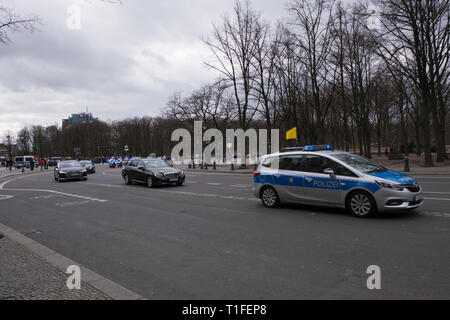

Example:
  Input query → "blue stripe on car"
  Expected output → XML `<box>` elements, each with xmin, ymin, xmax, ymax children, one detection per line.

<box><xmin>368</xmin><ymin>170</ymin><xmax>415</xmax><ymax>184</ymax></box>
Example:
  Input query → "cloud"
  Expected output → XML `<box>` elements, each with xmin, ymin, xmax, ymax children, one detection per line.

<box><xmin>0</xmin><ymin>0</ymin><xmax>288</xmax><ymax>137</ymax></box>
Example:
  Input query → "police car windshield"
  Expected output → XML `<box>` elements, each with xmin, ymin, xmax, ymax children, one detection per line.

<box><xmin>333</xmin><ymin>154</ymin><xmax>387</xmax><ymax>174</ymax></box>
<box><xmin>144</xmin><ymin>159</ymin><xmax>170</xmax><ymax>168</ymax></box>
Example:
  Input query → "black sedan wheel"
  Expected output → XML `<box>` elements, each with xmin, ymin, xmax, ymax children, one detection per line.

<box><xmin>147</xmin><ymin>176</ymin><xmax>154</xmax><ymax>188</ymax></box>
<box><xmin>124</xmin><ymin>174</ymin><xmax>131</xmax><ymax>185</ymax></box>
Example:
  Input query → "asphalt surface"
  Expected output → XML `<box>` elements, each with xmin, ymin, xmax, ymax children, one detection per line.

<box><xmin>0</xmin><ymin>166</ymin><xmax>449</xmax><ymax>299</ymax></box>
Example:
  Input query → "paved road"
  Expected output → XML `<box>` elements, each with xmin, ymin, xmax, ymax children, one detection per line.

<box><xmin>0</xmin><ymin>166</ymin><xmax>449</xmax><ymax>299</ymax></box>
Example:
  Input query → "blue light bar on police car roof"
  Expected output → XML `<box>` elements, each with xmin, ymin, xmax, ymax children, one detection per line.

<box><xmin>303</xmin><ymin>145</ymin><xmax>333</xmax><ymax>151</ymax></box>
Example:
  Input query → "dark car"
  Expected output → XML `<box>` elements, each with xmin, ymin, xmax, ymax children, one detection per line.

<box><xmin>54</xmin><ymin>160</ymin><xmax>88</xmax><ymax>182</ymax></box>
<box><xmin>78</xmin><ymin>160</ymin><xmax>96</xmax><ymax>174</ymax></box>
<box><xmin>122</xmin><ymin>158</ymin><xmax>185</xmax><ymax>188</ymax></box>
<box><xmin>48</xmin><ymin>157</ymin><xmax>64</xmax><ymax>167</ymax></box>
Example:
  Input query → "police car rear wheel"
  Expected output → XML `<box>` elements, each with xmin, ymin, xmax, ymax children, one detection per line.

<box><xmin>347</xmin><ymin>191</ymin><xmax>376</xmax><ymax>218</ymax></box>
<box><xmin>261</xmin><ymin>186</ymin><xmax>280</xmax><ymax>208</ymax></box>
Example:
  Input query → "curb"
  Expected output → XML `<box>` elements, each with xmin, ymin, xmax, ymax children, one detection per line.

<box><xmin>0</xmin><ymin>222</ymin><xmax>145</xmax><ymax>300</ymax></box>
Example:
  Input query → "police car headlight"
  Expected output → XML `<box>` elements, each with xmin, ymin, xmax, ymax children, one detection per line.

<box><xmin>155</xmin><ymin>172</ymin><xmax>164</xmax><ymax>178</ymax></box>
<box><xmin>375</xmin><ymin>180</ymin><xmax>404</xmax><ymax>191</ymax></box>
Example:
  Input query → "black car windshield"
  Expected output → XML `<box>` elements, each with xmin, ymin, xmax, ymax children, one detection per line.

<box><xmin>333</xmin><ymin>154</ymin><xmax>388</xmax><ymax>174</ymax></box>
<box><xmin>60</xmin><ymin>162</ymin><xmax>81</xmax><ymax>168</ymax></box>
<box><xmin>143</xmin><ymin>159</ymin><xmax>170</xmax><ymax>168</ymax></box>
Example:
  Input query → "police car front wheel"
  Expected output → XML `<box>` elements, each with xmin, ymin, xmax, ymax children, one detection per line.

<box><xmin>261</xmin><ymin>186</ymin><xmax>280</xmax><ymax>208</ymax></box>
<box><xmin>347</xmin><ymin>191</ymin><xmax>376</xmax><ymax>218</ymax></box>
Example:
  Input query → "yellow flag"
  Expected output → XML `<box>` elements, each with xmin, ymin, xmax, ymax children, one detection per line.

<box><xmin>286</xmin><ymin>127</ymin><xmax>297</xmax><ymax>140</ymax></box>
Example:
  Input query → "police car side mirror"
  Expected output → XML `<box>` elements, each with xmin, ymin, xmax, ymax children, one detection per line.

<box><xmin>323</xmin><ymin>168</ymin><xmax>336</xmax><ymax>178</ymax></box>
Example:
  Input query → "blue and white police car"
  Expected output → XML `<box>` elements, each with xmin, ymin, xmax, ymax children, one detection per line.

<box><xmin>253</xmin><ymin>145</ymin><xmax>423</xmax><ymax>217</ymax></box>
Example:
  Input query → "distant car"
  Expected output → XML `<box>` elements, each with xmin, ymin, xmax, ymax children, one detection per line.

<box><xmin>78</xmin><ymin>160</ymin><xmax>96</xmax><ymax>174</ymax></box>
<box><xmin>54</xmin><ymin>160</ymin><xmax>88</xmax><ymax>182</ymax></box>
<box><xmin>48</xmin><ymin>157</ymin><xmax>64</xmax><ymax>167</ymax></box>
<box><xmin>122</xmin><ymin>158</ymin><xmax>185</xmax><ymax>188</ymax></box>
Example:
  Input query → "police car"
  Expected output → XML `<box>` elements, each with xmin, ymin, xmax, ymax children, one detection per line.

<box><xmin>253</xmin><ymin>145</ymin><xmax>423</xmax><ymax>218</ymax></box>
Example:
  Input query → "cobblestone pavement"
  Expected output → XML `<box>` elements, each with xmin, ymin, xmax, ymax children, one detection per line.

<box><xmin>0</xmin><ymin>236</ymin><xmax>111</xmax><ymax>300</ymax></box>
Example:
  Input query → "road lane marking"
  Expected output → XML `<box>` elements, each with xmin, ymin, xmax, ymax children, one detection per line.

<box><xmin>102</xmin><ymin>171</ymin><xmax>122</xmax><ymax>177</ymax></box>
<box><xmin>5</xmin><ymin>189</ymin><xmax>108</xmax><ymax>202</ymax></box>
<box><xmin>86</xmin><ymin>182</ymin><xmax>258</xmax><ymax>201</ymax></box>
<box><xmin>0</xmin><ymin>195</ymin><xmax>13</xmax><ymax>201</ymax></box>
<box><xmin>207</xmin><ymin>183</ymin><xmax>221</xmax><ymax>186</ymax></box>
<box><xmin>423</xmin><ymin>192</ymin><xmax>450</xmax><ymax>195</ymax></box>
<box><xmin>422</xmin><ymin>212</ymin><xmax>450</xmax><ymax>218</ymax></box>
<box><xmin>423</xmin><ymin>197</ymin><xmax>450</xmax><ymax>201</ymax></box>
<box><xmin>0</xmin><ymin>174</ymin><xmax>107</xmax><ymax>202</ymax></box>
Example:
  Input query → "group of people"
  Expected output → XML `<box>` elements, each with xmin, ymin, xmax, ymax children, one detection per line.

<box><xmin>3</xmin><ymin>158</ymin><xmax>50</xmax><ymax>172</ymax></box>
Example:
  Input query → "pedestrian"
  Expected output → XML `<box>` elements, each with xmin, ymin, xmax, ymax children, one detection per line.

<box><xmin>384</xmin><ymin>147</ymin><xmax>388</xmax><ymax>157</ymax></box>
<box><xmin>40</xmin><ymin>158</ymin><xmax>44</xmax><ymax>171</ymax></box>
<box><xmin>30</xmin><ymin>159</ymin><xmax>34</xmax><ymax>171</ymax></box>
<box><xmin>9</xmin><ymin>159</ymin><xmax>12</xmax><ymax>171</ymax></box>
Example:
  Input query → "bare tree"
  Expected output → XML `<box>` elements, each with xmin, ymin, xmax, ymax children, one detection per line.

<box><xmin>204</xmin><ymin>0</ymin><xmax>261</xmax><ymax>131</ymax></box>
<box><xmin>370</xmin><ymin>0</ymin><xmax>450</xmax><ymax>165</ymax></box>
<box><xmin>0</xmin><ymin>6</ymin><xmax>41</xmax><ymax>44</ymax></box>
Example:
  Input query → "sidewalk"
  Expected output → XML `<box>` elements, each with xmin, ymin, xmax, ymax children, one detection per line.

<box><xmin>0</xmin><ymin>167</ymin><xmax>50</xmax><ymax>179</ymax></box>
<box><xmin>0</xmin><ymin>235</ymin><xmax>110</xmax><ymax>300</ymax></box>
<box><xmin>0</xmin><ymin>224</ymin><xmax>144</xmax><ymax>300</ymax></box>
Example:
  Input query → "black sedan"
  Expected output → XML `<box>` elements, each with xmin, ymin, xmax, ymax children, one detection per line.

<box><xmin>54</xmin><ymin>160</ymin><xmax>88</xmax><ymax>182</ymax></box>
<box><xmin>122</xmin><ymin>158</ymin><xmax>185</xmax><ymax>188</ymax></box>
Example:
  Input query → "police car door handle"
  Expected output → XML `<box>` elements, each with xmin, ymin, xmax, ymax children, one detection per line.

<box><xmin>305</xmin><ymin>177</ymin><xmax>313</xmax><ymax>182</ymax></box>
<box><xmin>274</xmin><ymin>173</ymin><xmax>280</xmax><ymax>178</ymax></box>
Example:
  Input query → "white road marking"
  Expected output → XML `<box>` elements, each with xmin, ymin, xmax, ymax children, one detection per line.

<box><xmin>231</xmin><ymin>184</ymin><xmax>252</xmax><ymax>188</ymax></box>
<box><xmin>422</xmin><ymin>212</ymin><xmax>450</xmax><ymax>218</ymax></box>
<box><xmin>207</xmin><ymin>183</ymin><xmax>222</xmax><ymax>186</ymax></box>
<box><xmin>423</xmin><ymin>197</ymin><xmax>450</xmax><ymax>201</ymax></box>
<box><xmin>413</xmin><ymin>176</ymin><xmax>450</xmax><ymax>179</ymax></box>
<box><xmin>0</xmin><ymin>195</ymin><xmax>13</xmax><ymax>201</ymax></box>
<box><xmin>102</xmin><ymin>171</ymin><xmax>122</xmax><ymax>177</ymax></box>
<box><xmin>56</xmin><ymin>200</ymin><xmax>91</xmax><ymax>207</ymax></box>
<box><xmin>86</xmin><ymin>182</ymin><xmax>258</xmax><ymax>201</ymax></box>
<box><xmin>423</xmin><ymin>192</ymin><xmax>450</xmax><ymax>195</ymax></box>
<box><xmin>5</xmin><ymin>189</ymin><xmax>108</xmax><ymax>202</ymax></box>
<box><xmin>0</xmin><ymin>174</ymin><xmax>107</xmax><ymax>202</ymax></box>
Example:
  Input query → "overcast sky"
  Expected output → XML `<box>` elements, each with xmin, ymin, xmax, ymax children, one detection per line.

<box><xmin>0</xmin><ymin>0</ymin><xmax>293</xmax><ymax>137</ymax></box>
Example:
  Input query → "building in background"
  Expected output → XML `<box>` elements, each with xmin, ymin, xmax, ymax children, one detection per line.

<box><xmin>62</xmin><ymin>111</ymin><xmax>98</xmax><ymax>128</ymax></box>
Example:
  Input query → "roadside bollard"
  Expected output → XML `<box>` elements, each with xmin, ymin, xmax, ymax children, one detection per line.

<box><xmin>192</xmin><ymin>162</ymin><xmax>196</xmax><ymax>169</ymax></box>
<box><xmin>253</xmin><ymin>163</ymin><xmax>258</xmax><ymax>171</ymax></box>
<box><xmin>204</xmin><ymin>163</ymin><xmax>208</xmax><ymax>170</ymax></box>
<box><xmin>188</xmin><ymin>163</ymin><xmax>192</xmax><ymax>169</ymax></box>
<box><xmin>404</xmin><ymin>156</ymin><xmax>410</xmax><ymax>172</ymax></box>
<box><xmin>200</xmin><ymin>162</ymin><xmax>203</xmax><ymax>170</ymax></box>
<box><xmin>231</xmin><ymin>163</ymin><xmax>234</xmax><ymax>171</ymax></box>
<box><xmin>21</xmin><ymin>165</ymin><xmax>25</xmax><ymax>173</ymax></box>
<box><xmin>213</xmin><ymin>161</ymin><xmax>216</xmax><ymax>170</ymax></box>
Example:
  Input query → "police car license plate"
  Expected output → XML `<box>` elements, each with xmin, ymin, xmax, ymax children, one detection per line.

<box><xmin>170</xmin><ymin>179</ymin><xmax>178</xmax><ymax>182</ymax></box>
<box><xmin>414</xmin><ymin>195</ymin><xmax>422</xmax><ymax>201</ymax></box>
